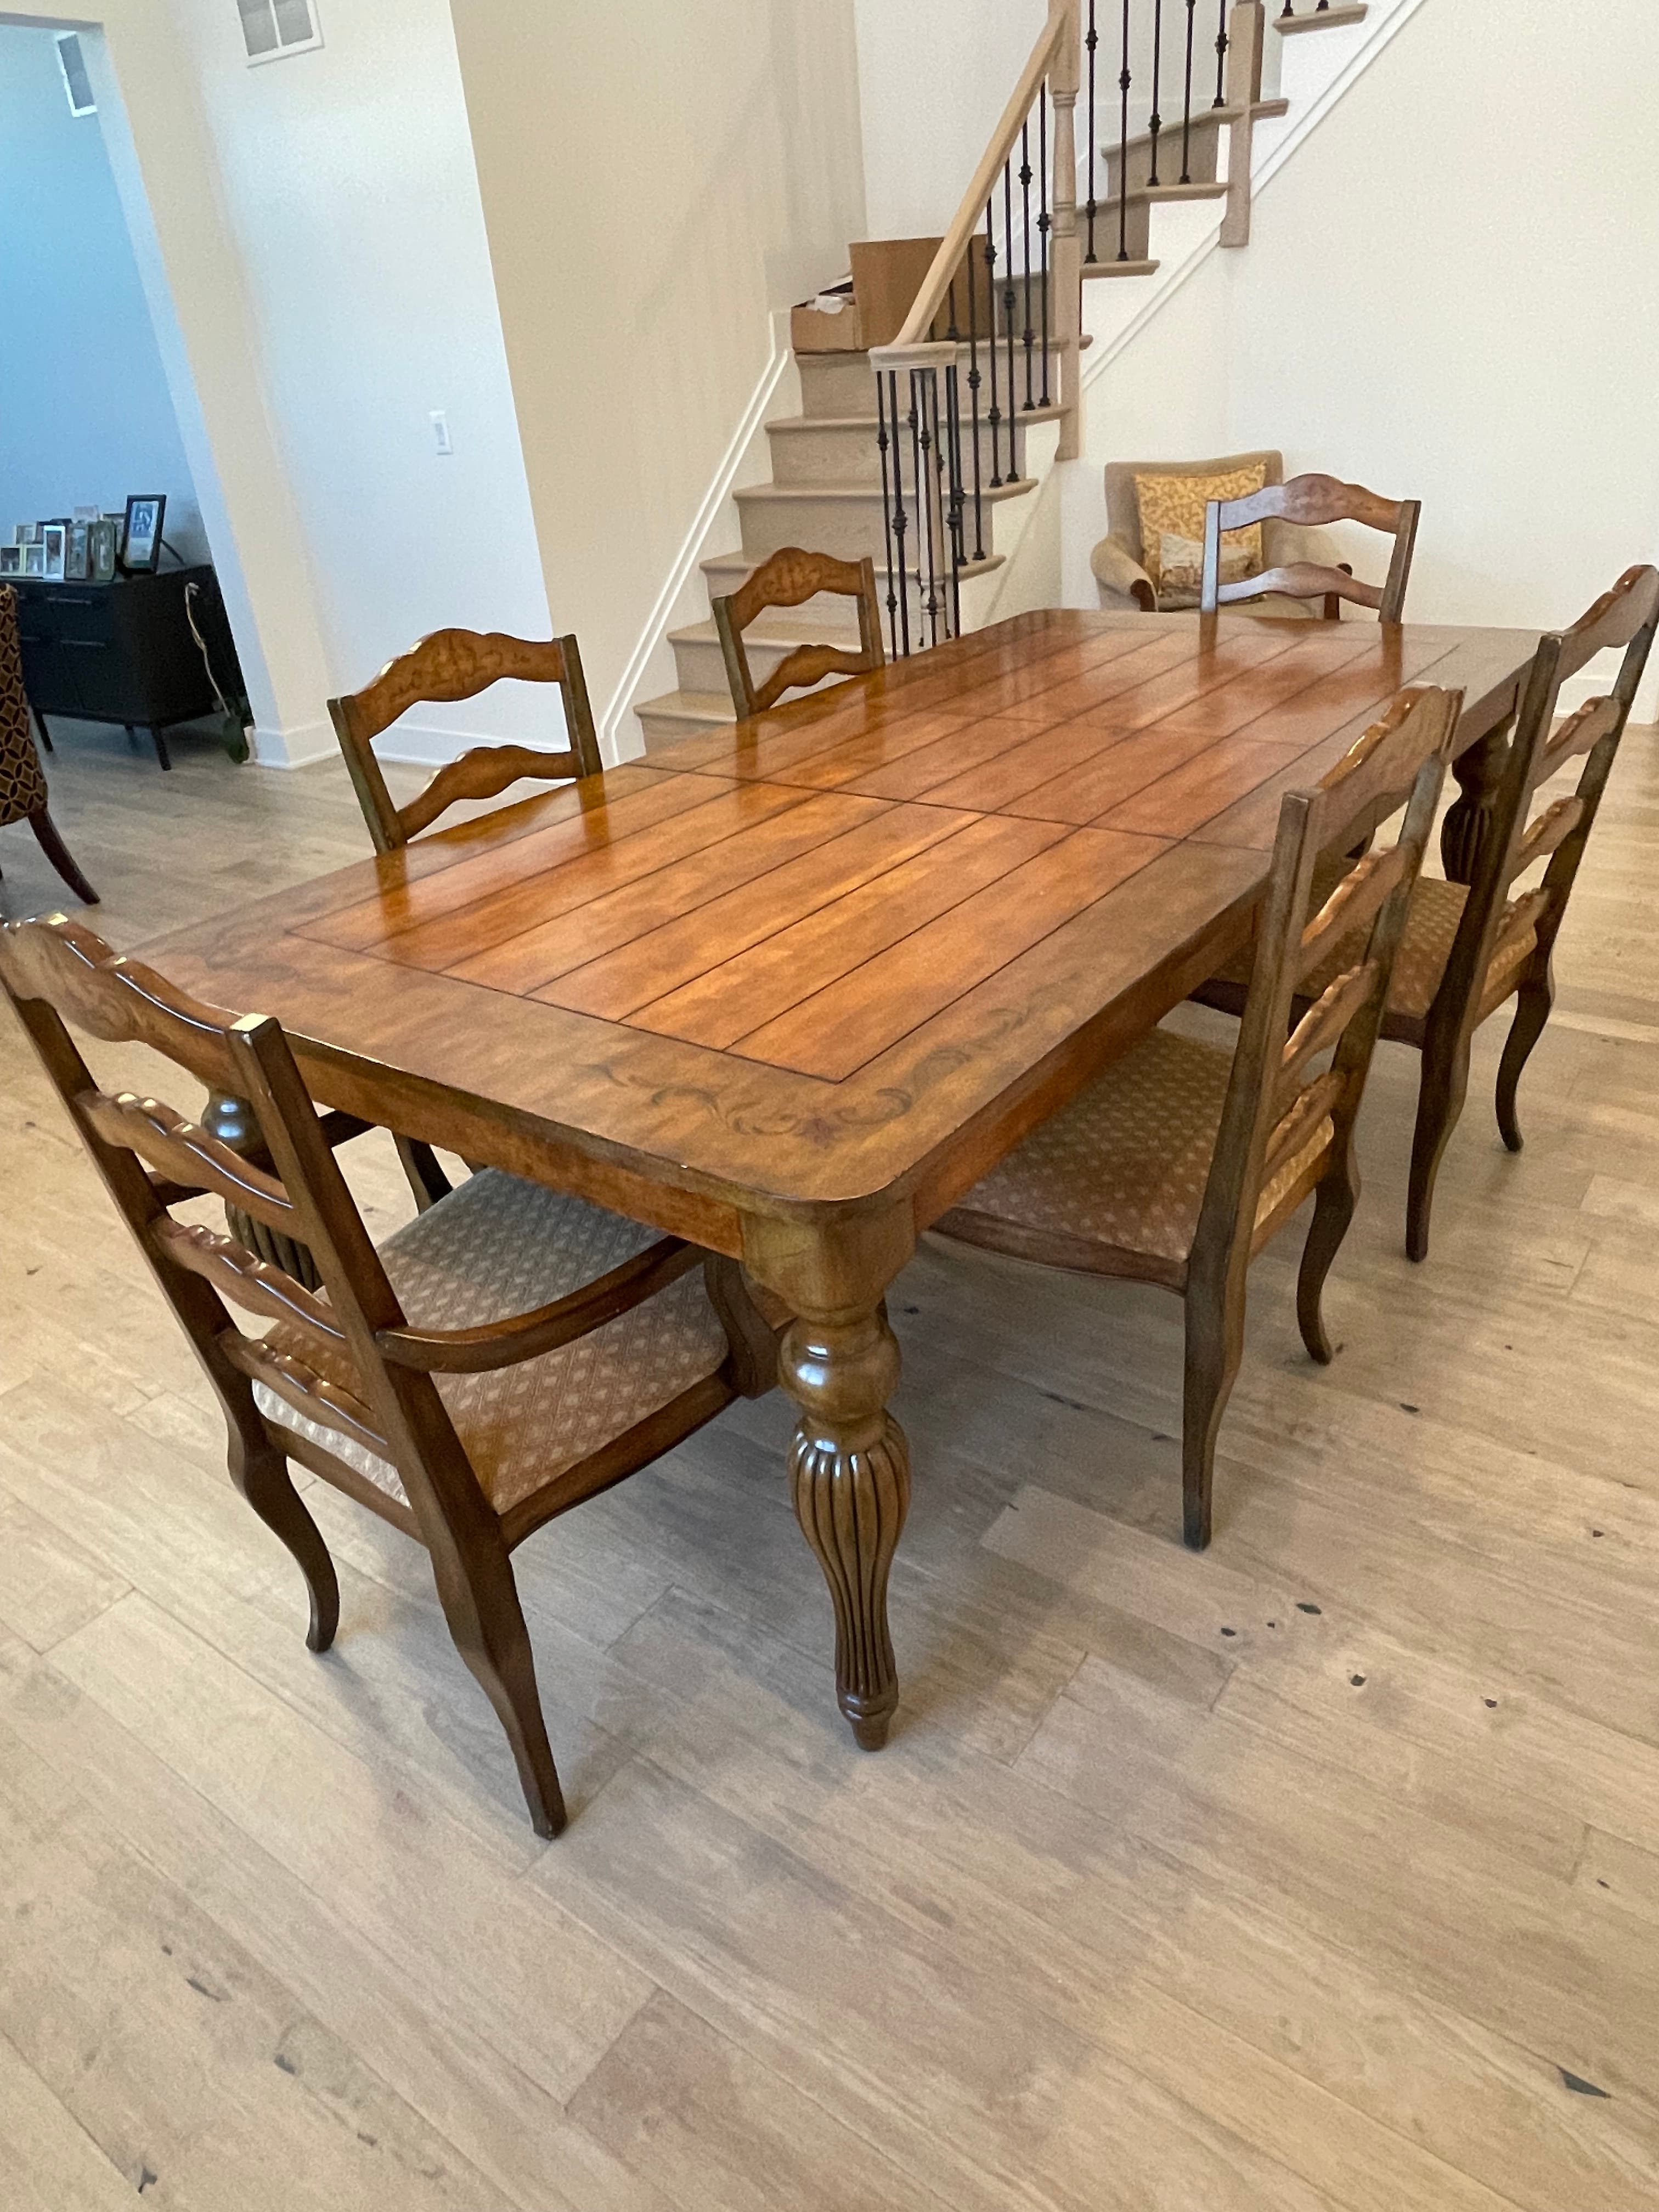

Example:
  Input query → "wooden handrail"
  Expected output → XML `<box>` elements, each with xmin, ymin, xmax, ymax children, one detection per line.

<box><xmin>887</xmin><ymin>1</ymin><xmax>1076</xmax><ymax>355</ymax></box>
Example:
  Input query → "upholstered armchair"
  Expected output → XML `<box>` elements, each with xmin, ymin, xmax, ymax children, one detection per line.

<box><xmin>1091</xmin><ymin>450</ymin><xmax>1346</xmax><ymax>617</ymax></box>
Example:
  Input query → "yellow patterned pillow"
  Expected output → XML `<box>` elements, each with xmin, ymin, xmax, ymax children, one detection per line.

<box><xmin>1135</xmin><ymin>464</ymin><xmax>1269</xmax><ymax>592</ymax></box>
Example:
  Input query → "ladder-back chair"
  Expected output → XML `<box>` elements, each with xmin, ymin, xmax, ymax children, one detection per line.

<box><xmin>936</xmin><ymin>684</ymin><xmax>1460</xmax><ymax>1550</ymax></box>
<box><xmin>0</xmin><ymin>586</ymin><xmax>98</xmax><ymax>907</ymax></box>
<box><xmin>328</xmin><ymin>627</ymin><xmax>601</xmax><ymax>856</ymax></box>
<box><xmin>712</xmin><ymin>547</ymin><xmax>885</xmax><ymax>719</ymax></box>
<box><xmin>0</xmin><ymin>916</ymin><xmax>780</xmax><ymax>1837</ymax></box>
<box><xmin>1201</xmin><ymin>473</ymin><xmax>1420</xmax><ymax>624</ymax></box>
<box><xmin>1297</xmin><ymin>564</ymin><xmax>1659</xmax><ymax>1257</ymax></box>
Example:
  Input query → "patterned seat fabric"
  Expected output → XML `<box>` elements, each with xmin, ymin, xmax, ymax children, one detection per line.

<box><xmin>943</xmin><ymin>1026</ymin><xmax>1331</xmax><ymax>1271</ymax></box>
<box><xmin>1301</xmin><ymin>874</ymin><xmax>1538</xmax><ymax>1024</ymax></box>
<box><xmin>252</xmin><ymin>1168</ymin><xmax>730</xmax><ymax>1515</ymax></box>
<box><xmin>0</xmin><ymin>588</ymin><xmax>49</xmax><ymax>827</ymax></box>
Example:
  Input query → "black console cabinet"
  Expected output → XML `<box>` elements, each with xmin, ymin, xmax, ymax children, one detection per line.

<box><xmin>14</xmin><ymin>566</ymin><xmax>247</xmax><ymax>770</ymax></box>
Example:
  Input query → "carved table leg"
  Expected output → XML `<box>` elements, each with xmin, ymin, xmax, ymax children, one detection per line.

<box><xmin>1441</xmin><ymin>713</ymin><xmax>1514</xmax><ymax>885</ymax></box>
<box><xmin>781</xmin><ymin>1304</ymin><xmax>911</xmax><ymax>1748</ymax></box>
<box><xmin>203</xmin><ymin>1090</ymin><xmax>323</xmax><ymax>1288</ymax></box>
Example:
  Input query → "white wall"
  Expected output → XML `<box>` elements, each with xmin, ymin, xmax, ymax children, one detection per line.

<box><xmin>170</xmin><ymin>0</ymin><xmax>557</xmax><ymax>764</ymax></box>
<box><xmin>449</xmin><ymin>0</ymin><xmax>868</xmax><ymax>758</ymax></box>
<box><xmin>1078</xmin><ymin>0</ymin><xmax>1659</xmax><ymax>707</ymax></box>
<box><xmin>0</xmin><ymin>27</ymin><xmax>206</xmax><ymax>560</ymax></box>
<box><xmin>853</xmin><ymin>0</ymin><xmax>1046</xmax><ymax>240</ymax></box>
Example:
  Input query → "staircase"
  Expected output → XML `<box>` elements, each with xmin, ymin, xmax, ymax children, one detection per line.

<box><xmin>631</xmin><ymin>0</ymin><xmax>1379</xmax><ymax>755</ymax></box>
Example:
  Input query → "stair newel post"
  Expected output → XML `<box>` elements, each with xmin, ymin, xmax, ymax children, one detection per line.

<box><xmin>1219</xmin><ymin>0</ymin><xmax>1265</xmax><ymax>248</ymax></box>
<box><xmin>1050</xmin><ymin>0</ymin><xmax>1084</xmax><ymax>460</ymax></box>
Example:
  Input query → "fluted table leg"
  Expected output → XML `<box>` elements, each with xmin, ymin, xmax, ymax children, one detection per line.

<box><xmin>782</xmin><ymin>1306</ymin><xmax>911</xmax><ymax>1748</ymax></box>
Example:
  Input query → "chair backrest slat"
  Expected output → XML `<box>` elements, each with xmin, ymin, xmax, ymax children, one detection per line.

<box><xmin>329</xmin><ymin>627</ymin><xmax>602</xmax><ymax>853</ymax></box>
<box><xmin>712</xmin><ymin>547</ymin><xmax>885</xmax><ymax>718</ymax></box>
<box><xmin>1202</xmin><ymin>472</ymin><xmax>1420</xmax><ymax>624</ymax></box>
<box><xmin>1190</xmin><ymin>684</ymin><xmax>1461</xmax><ymax>1278</ymax></box>
<box><xmin>152</xmin><ymin>1216</ymin><xmax>349</xmax><ymax>1354</ymax></box>
<box><xmin>82</xmin><ymin>1092</ymin><xmax>296</xmax><ymax>1232</ymax></box>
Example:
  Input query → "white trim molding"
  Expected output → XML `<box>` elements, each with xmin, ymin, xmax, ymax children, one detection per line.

<box><xmin>599</xmin><ymin>309</ymin><xmax>793</xmax><ymax>761</ymax></box>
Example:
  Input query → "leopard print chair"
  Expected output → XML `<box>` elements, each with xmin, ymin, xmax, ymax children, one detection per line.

<box><xmin>0</xmin><ymin>585</ymin><xmax>97</xmax><ymax>906</ymax></box>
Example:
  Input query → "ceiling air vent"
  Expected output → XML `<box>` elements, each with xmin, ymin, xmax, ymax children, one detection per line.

<box><xmin>56</xmin><ymin>33</ymin><xmax>96</xmax><ymax>116</ymax></box>
<box><xmin>238</xmin><ymin>0</ymin><xmax>323</xmax><ymax>65</ymax></box>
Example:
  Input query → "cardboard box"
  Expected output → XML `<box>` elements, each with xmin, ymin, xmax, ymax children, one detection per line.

<box><xmin>790</xmin><ymin>281</ymin><xmax>862</xmax><ymax>354</ymax></box>
<box><xmin>850</xmin><ymin>234</ymin><xmax>993</xmax><ymax>349</ymax></box>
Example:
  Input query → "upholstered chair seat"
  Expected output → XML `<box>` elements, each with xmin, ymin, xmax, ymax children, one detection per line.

<box><xmin>255</xmin><ymin>1168</ymin><xmax>733</xmax><ymax>1516</ymax></box>
<box><xmin>944</xmin><ymin>1026</ymin><xmax>1334</xmax><ymax>1285</ymax></box>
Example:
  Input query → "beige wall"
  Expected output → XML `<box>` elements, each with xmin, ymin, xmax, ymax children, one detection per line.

<box><xmin>448</xmin><ymin>0</ymin><xmax>868</xmax><ymax>754</ymax></box>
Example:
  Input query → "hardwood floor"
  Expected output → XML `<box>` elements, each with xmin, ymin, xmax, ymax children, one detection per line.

<box><xmin>3</xmin><ymin>712</ymin><xmax>1659</xmax><ymax>2209</ymax></box>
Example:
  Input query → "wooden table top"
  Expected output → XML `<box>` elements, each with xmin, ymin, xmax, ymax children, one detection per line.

<box><xmin>148</xmin><ymin>610</ymin><xmax>1537</xmax><ymax>1249</ymax></box>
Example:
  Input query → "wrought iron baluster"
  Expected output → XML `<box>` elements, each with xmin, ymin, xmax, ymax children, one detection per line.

<box><xmin>1020</xmin><ymin>120</ymin><xmax>1035</xmax><ymax>411</ymax></box>
<box><xmin>1002</xmin><ymin>159</ymin><xmax>1018</xmax><ymax>471</ymax></box>
<box><xmin>1038</xmin><ymin>81</ymin><xmax>1052</xmax><ymax>408</ymax></box>
<box><xmin>966</xmin><ymin>225</ymin><xmax>986</xmax><ymax>559</ymax></box>
<box><xmin>886</xmin><ymin>370</ymin><xmax>911</xmax><ymax>657</ymax></box>
<box><xmin>943</xmin><ymin>363</ymin><xmax>966</xmax><ymax>637</ymax></box>
<box><xmin>911</xmin><ymin>375</ymin><xmax>939</xmax><ymax>649</ymax></box>
<box><xmin>875</xmin><ymin>371</ymin><xmax>901</xmax><ymax>661</ymax></box>
<box><xmin>1148</xmin><ymin>0</ymin><xmax>1165</xmax><ymax>185</ymax></box>
<box><xmin>1117</xmin><ymin>0</ymin><xmax>1132</xmax><ymax>262</ymax></box>
<box><xmin>1214</xmin><ymin>0</ymin><xmax>1229</xmax><ymax>107</ymax></box>
<box><xmin>983</xmin><ymin>207</ymin><xmax>1003</xmax><ymax>489</ymax></box>
<box><xmin>1181</xmin><ymin>0</ymin><xmax>1198</xmax><ymax>180</ymax></box>
<box><xmin>1085</xmin><ymin>1</ymin><xmax>1099</xmax><ymax>263</ymax></box>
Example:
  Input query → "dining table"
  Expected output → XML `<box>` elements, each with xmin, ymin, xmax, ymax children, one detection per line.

<box><xmin>146</xmin><ymin>606</ymin><xmax>1541</xmax><ymax>1749</ymax></box>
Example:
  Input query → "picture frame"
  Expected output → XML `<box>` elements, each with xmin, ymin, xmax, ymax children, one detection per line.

<box><xmin>22</xmin><ymin>543</ymin><xmax>46</xmax><ymax>579</ymax></box>
<box><xmin>15</xmin><ymin>523</ymin><xmax>41</xmax><ymax>546</ymax></box>
<box><xmin>121</xmin><ymin>493</ymin><xmax>166</xmax><ymax>573</ymax></box>
<box><xmin>65</xmin><ymin>521</ymin><xmax>91</xmax><ymax>582</ymax></box>
<box><xmin>0</xmin><ymin>545</ymin><xmax>21</xmax><ymax>578</ymax></box>
<box><xmin>89</xmin><ymin>517</ymin><xmax>118</xmax><ymax>584</ymax></box>
<box><xmin>41</xmin><ymin>523</ymin><xmax>67</xmax><ymax>583</ymax></box>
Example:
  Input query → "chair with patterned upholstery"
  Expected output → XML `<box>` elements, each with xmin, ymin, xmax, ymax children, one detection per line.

<box><xmin>0</xmin><ymin>915</ymin><xmax>782</xmax><ymax>1838</ymax></box>
<box><xmin>1200</xmin><ymin>473</ymin><xmax>1420</xmax><ymax>624</ymax></box>
<box><xmin>935</xmin><ymin>685</ymin><xmax>1460</xmax><ymax>1550</ymax></box>
<box><xmin>0</xmin><ymin>585</ymin><xmax>97</xmax><ymax>906</ymax></box>
<box><xmin>1201</xmin><ymin>567</ymin><xmax>1659</xmax><ymax>1261</ymax></box>
<box><xmin>712</xmin><ymin>546</ymin><xmax>885</xmax><ymax>718</ymax></box>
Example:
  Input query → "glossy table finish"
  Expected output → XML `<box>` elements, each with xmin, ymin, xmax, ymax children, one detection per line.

<box><xmin>148</xmin><ymin>608</ymin><xmax>1538</xmax><ymax>1745</ymax></box>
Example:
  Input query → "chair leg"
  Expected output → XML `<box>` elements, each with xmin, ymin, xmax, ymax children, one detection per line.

<box><xmin>1181</xmin><ymin>1263</ymin><xmax>1248</xmax><ymax>1551</ymax></box>
<box><xmin>428</xmin><ymin>1520</ymin><xmax>566</xmax><ymax>1838</ymax></box>
<box><xmin>1297</xmin><ymin>1157</ymin><xmax>1358</xmax><ymax>1365</ymax></box>
<box><xmin>394</xmin><ymin>1133</ymin><xmax>453</xmax><ymax>1211</ymax></box>
<box><xmin>1406</xmin><ymin>1031</ymin><xmax>1472</xmax><ymax>1265</ymax></box>
<box><xmin>229</xmin><ymin>1434</ymin><xmax>340</xmax><ymax>1654</ymax></box>
<box><xmin>150</xmin><ymin>726</ymin><xmax>172</xmax><ymax>771</ymax></box>
<box><xmin>32</xmin><ymin>710</ymin><xmax>52</xmax><ymax>753</ymax></box>
<box><xmin>1496</xmin><ymin>969</ymin><xmax>1555</xmax><ymax>1154</ymax></box>
<box><xmin>27</xmin><ymin>806</ymin><xmax>99</xmax><ymax>905</ymax></box>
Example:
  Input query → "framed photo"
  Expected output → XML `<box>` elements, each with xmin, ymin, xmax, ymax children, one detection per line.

<box><xmin>121</xmin><ymin>494</ymin><xmax>166</xmax><ymax>573</ymax></box>
<box><xmin>65</xmin><ymin>521</ymin><xmax>91</xmax><ymax>582</ymax></box>
<box><xmin>0</xmin><ymin>545</ymin><xmax>21</xmax><ymax>578</ymax></box>
<box><xmin>89</xmin><ymin>517</ymin><xmax>118</xmax><ymax>584</ymax></box>
<box><xmin>15</xmin><ymin>523</ymin><xmax>41</xmax><ymax>546</ymax></box>
<box><xmin>21</xmin><ymin>543</ymin><xmax>46</xmax><ymax>579</ymax></box>
<box><xmin>41</xmin><ymin>523</ymin><xmax>67</xmax><ymax>583</ymax></box>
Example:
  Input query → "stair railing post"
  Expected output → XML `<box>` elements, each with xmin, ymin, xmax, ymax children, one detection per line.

<box><xmin>1051</xmin><ymin>0</ymin><xmax>1083</xmax><ymax>460</ymax></box>
<box><xmin>1219</xmin><ymin>1</ymin><xmax>1265</xmax><ymax>248</ymax></box>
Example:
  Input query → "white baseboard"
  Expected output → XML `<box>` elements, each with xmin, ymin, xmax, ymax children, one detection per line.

<box><xmin>249</xmin><ymin>718</ymin><xmax>334</xmax><ymax>769</ymax></box>
<box><xmin>600</xmin><ymin>309</ymin><xmax>793</xmax><ymax>762</ymax></box>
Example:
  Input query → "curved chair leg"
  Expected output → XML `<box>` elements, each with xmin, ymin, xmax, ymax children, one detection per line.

<box><xmin>394</xmin><ymin>1133</ymin><xmax>453</xmax><ymax>1211</ymax></box>
<box><xmin>428</xmin><ymin>1522</ymin><xmax>566</xmax><ymax>1838</ymax></box>
<box><xmin>229</xmin><ymin>1435</ymin><xmax>340</xmax><ymax>1654</ymax></box>
<box><xmin>1406</xmin><ymin>1031</ymin><xmax>1472</xmax><ymax>1265</ymax></box>
<box><xmin>28</xmin><ymin>806</ymin><xmax>99</xmax><ymax>906</ymax></box>
<box><xmin>1496</xmin><ymin>970</ymin><xmax>1555</xmax><ymax>1154</ymax></box>
<box><xmin>1297</xmin><ymin>1156</ymin><xmax>1358</xmax><ymax>1365</ymax></box>
<box><xmin>1182</xmin><ymin>1263</ymin><xmax>1248</xmax><ymax>1551</ymax></box>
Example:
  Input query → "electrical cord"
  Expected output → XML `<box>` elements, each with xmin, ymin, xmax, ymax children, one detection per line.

<box><xmin>184</xmin><ymin>579</ymin><xmax>250</xmax><ymax>763</ymax></box>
